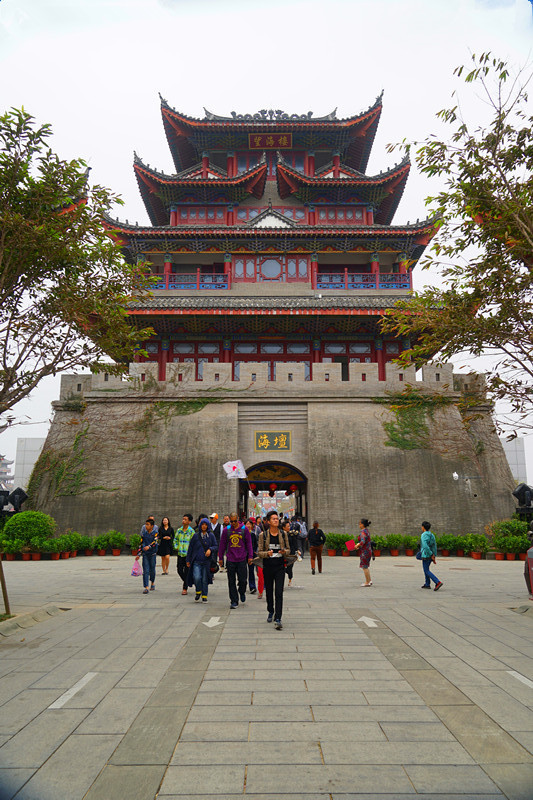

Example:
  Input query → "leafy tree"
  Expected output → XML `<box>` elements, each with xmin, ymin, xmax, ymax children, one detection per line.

<box><xmin>0</xmin><ymin>108</ymin><xmax>154</xmax><ymax>424</ymax></box>
<box><xmin>382</xmin><ymin>54</ymin><xmax>533</xmax><ymax>434</ymax></box>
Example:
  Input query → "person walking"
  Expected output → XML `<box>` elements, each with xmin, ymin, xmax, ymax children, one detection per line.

<box><xmin>289</xmin><ymin>516</ymin><xmax>303</xmax><ymax>559</ymax></box>
<box><xmin>245</xmin><ymin>518</ymin><xmax>258</xmax><ymax>594</ymax></box>
<box><xmin>284</xmin><ymin>519</ymin><xmax>301</xmax><ymax>587</ymax></box>
<box><xmin>258</xmin><ymin>510</ymin><xmax>290</xmax><ymax>629</ymax></box>
<box><xmin>308</xmin><ymin>520</ymin><xmax>326</xmax><ymax>575</ymax></box>
<box><xmin>353</xmin><ymin>518</ymin><xmax>373</xmax><ymax>587</ymax></box>
<box><xmin>158</xmin><ymin>516</ymin><xmax>174</xmax><ymax>575</ymax></box>
<box><xmin>419</xmin><ymin>521</ymin><xmax>443</xmax><ymax>591</ymax></box>
<box><xmin>174</xmin><ymin>514</ymin><xmax>196</xmax><ymax>596</ymax></box>
<box><xmin>218</xmin><ymin>512</ymin><xmax>253</xmax><ymax>608</ymax></box>
<box><xmin>299</xmin><ymin>515</ymin><xmax>309</xmax><ymax>555</ymax></box>
<box><xmin>186</xmin><ymin>518</ymin><xmax>217</xmax><ymax>602</ymax></box>
<box><xmin>138</xmin><ymin>518</ymin><xmax>158</xmax><ymax>594</ymax></box>
<box><xmin>219</xmin><ymin>514</ymin><xmax>231</xmax><ymax>571</ymax></box>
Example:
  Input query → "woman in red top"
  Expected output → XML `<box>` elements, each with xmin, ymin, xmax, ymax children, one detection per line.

<box><xmin>353</xmin><ymin>518</ymin><xmax>372</xmax><ymax>587</ymax></box>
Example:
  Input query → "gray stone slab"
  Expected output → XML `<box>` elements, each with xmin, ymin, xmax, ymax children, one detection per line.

<box><xmin>187</xmin><ymin>704</ymin><xmax>313</xmax><ymax>722</ymax></box>
<box><xmin>331</xmin><ymin>796</ymin><xmax>504</xmax><ymax>800</ymax></box>
<box><xmin>199</xmin><ymin>679</ymin><xmax>308</xmax><ymax>693</ymax></box>
<box><xmin>311</xmin><ymin>705</ymin><xmax>440</xmax><ymax>723</ymax></box>
<box><xmin>399</xmin><ymin>667</ymin><xmax>473</xmax><ymax>705</ymax></box>
<box><xmin>194</xmin><ymin>691</ymin><xmax>253</xmax><ymax>705</ymax></box>
<box><xmin>171</xmin><ymin>740</ymin><xmax>322</xmax><ymax>765</ymax></box>
<box><xmin>116</xmin><ymin>657</ymin><xmax>174</xmax><ymax>688</ymax></box>
<box><xmin>510</xmin><ymin>731</ymin><xmax>533</xmax><ymax>755</ymax></box>
<box><xmin>404</xmin><ymin>764</ymin><xmax>501</xmax><ymax>794</ymax></box>
<box><xmin>13</xmin><ymin>734</ymin><xmax>121</xmax><ymax>800</ymax></box>
<box><xmin>362</xmin><ymin>691</ymin><xmax>425</xmax><ymax>705</ymax></box>
<box><xmin>482</xmin><ymin>763</ymin><xmax>533</xmax><ymax>800</ymax></box>
<box><xmin>180</xmin><ymin>721</ymin><xmax>249</xmax><ymax>741</ymax></box>
<box><xmin>109</xmin><ymin>707</ymin><xmax>189</xmax><ymax>765</ymax></box>
<box><xmin>249</xmin><ymin>721</ymin><xmax>386</xmax><ymax>741</ymax></box>
<box><xmin>76</xmin><ymin>687</ymin><xmax>153</xmax><ymax>733</ymax></box>
<box><xmin>0</xmin><ymin>672</ymin><xmax>44</xmax><ymax>706</ymax></box>
<box><xmin>94</xmin><ymin>646</ymin><xmax>148</xmax><ymax>672</ymax></box>
<box><xmin>434</xmin><ymin>705</ymin><xmax>533</xmax><ymax>763</ymax></box>
<box><xmin>321</xmin><ymin>740</ymin><xmax>474</xmax><ymax>764</ymax></box>
<box><xmin>0</xmin><ymin>709</ymin><xmax>88</xmax><ymax>767</ymax></box>
<box><xmin>306</xmin><ymin>679</ymin><xmax>412</xmax><ymax>693</ymax></box>
<box><xmin>245</xmin><ymin>764</ymin><xmax>414</xmax><ymax>794</ymax></box>
<box><xmin>459</xmin><ymin>686</ymin><xmax>533</xmax><ymax>731</ymax></box>
<box><xmin>83</xmin><ymin>764</ymin><xmax>166</xmax><ymax>800</ymax></box>
<box><xmin>0</xmin><ymin>690</ymin><xmax>64</xmax><ymax>735</ymax></box>
<box><xmin>380</xmin><ymin>721</ymin><xmax>455</xmax><ymax>741</ymax></box>
<box><xmin>158</xmin><ymin>764</ymin><xmax>245</xmax><ymax>795</ymax></box>
<box><xmin>0</xmin><ymin>769</ymin><xmax>35</xmax><ymax>799</ymax></box>
<box><xmin>29</xmin><ymin>659</ymin><xmax>100</xmax><ymax>689</ymax></box>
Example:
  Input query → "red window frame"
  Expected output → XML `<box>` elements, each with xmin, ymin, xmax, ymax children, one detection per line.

<box><xmin>233</xmin><ymin>255</ymin><xmax>309</xmax><ymax>283</ymax></box>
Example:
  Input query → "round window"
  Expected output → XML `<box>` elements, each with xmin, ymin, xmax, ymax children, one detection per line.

<box><xmin>260</xmin><ymin>259</ymin><xmax>282</xmax><ymax>279</ymax></box>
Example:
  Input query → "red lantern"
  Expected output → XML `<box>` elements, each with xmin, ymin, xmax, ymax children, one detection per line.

<box><xmin>249</xmin><ymin>483</ymin><xmax>256</xmax><ymax>491</ymax></box>
<box><xmin>290</xmin><ymin>484</ymin><xmax>298</xmax><ymax>493</ymax></box>
<box><xmin>269</xmin><ymin>483</ymin><xmax>277</xmax><ymax>492</ymax></box>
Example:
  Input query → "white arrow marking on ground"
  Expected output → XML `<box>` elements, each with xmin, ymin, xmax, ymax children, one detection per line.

<box><xmin>507</xmin><ymin>670</ymin><xmax>533</xmax><ymax>690</ymax></box>
<box><xmin>202</xmin><ymin>616</ymin><xmax>223</xmax><ymax>628</ymax></box>
<box><xmin>48</xmin><ymin>672</ymin><xmax>98</xmax><ymax>709</ymax></box>
<box><xmin>357</xmin><ymin>616</ymin><xmax>379</xmax><ymax>628</ymax></box>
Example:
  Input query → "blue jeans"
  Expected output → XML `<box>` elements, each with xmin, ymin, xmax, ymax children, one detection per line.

<box><xmin>248</xmin><ymin>562</ymin><xmax>256</xmax><ymax>590</ymax></box>
<box><xmin>192</xmin><ymin>562</ymin><xmax>210</xmax><ymax>596</ymax></box>
<box><xmin>422</xmin><ymin>558</ymin><xmax>439</xmax><ymax>587</ymax></box>
<box><xmin>142</xmin><ymin>552</ymin><xmax>157</xmax><ymax>588</ymax></box>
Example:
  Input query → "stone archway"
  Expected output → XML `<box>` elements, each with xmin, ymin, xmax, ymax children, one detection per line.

<box><xmin>238</xmin><ymin>461</ymin><xmax>307</xmax><ymax>521</ymax></box>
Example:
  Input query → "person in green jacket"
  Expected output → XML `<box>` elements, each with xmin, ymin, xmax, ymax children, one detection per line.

<box><xmin>420</xmin><ymin>521</ymin><xmax>443</xmax><ymax>591</ymax></box>
<box><xmin>174</xmin><ymin>513</ymin><xmax>195</xmax><ymax>595</ymax></box>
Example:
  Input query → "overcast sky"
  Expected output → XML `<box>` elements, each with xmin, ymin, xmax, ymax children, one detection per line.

<box><xmin>0</xmin><ymin>0</ymin><xmax>532</xmax><ymax>473</ymax></box>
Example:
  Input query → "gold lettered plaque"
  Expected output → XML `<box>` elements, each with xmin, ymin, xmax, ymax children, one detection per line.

<box><xmin>248</xmin><ymin>133</ymin><xmax>293</xmax><ymax>149</ymax></box>
<box><xmin>254</xmin><ymin>431</ymin><xmax>292</xmax><ymax>452</ymax></box>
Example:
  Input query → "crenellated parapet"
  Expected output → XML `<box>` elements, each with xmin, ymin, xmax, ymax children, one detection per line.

<box><xmin>58</xmin><ymin>361</ymin><xmax>471</xmax><ymax>403</ymax></box>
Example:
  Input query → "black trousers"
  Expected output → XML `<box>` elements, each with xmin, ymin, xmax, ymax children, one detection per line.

<box><xmin>177</xmin><ymin>555</ymin><xmax>188</xmax><ymax>590</ymax></box>
<box><xmin>226</xmin><ymin>560</ymin><xmax>248</xmax><ymax>604</ymax></box>
<box><xmin>264</xmin><ymin>563</ymin><xmax>285</xmax><ymax>620</ymax></box>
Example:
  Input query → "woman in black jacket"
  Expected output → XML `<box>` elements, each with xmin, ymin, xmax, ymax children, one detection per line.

<box><xmin>158</xmin><ymin>516</ymin><xmax>174</xmax><ymax>575</ymax></box>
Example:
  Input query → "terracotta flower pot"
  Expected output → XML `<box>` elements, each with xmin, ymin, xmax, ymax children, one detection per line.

<box><xmin>21</xmin><ymin>552</ymin><xmax>31</xmax><ymax>561</ymax></box>
<box><xmin>440</xmin><ymin>549</ymin><xmax>450</xmax><ymax>557</ymax></box>
<box><xmin>471</xmin><ymin>551</ymin><xmax>482</xmax><ymax>560</ymax></box>
<box><xmin>97</xmin><ymin>549</ymin><xmax>106</xmax><ymax>556</ymax></box>
<box><xmin>342</xmin><ymin>550</ymin><xmax>350</xmax><ymax>557</ymax></box>
<box><xmin>327</xmin><ymin>549</ymin><xmax>336</xmax><ymax>557</ymax></box>
<box><xmin>31</xmin><ymin>553</ymin><xmax>41</xmax><ymax>561</ymax></box>
<box><xmin>494</xmin><ymin>552</ymin><xmax>505</xmax><ymax>561</ymax></box>
<box><xmin>71</xmin><ymin>550</ymin><xmax>77</xmax><ymax>557</ymax></box>
<box><xmin>111</xmin><ymin>548</ymin><xmax>121</xmax><ymax>556</ymax></box>
<box><xmin>519</xmin><ymin>553</ymin><xmax>527</xmax><ymax>561</ymax></box>
<box><xmin>5</xmin><ymin>553</ymin><xmax>15</xmax><ymax>561</ymax></box>
<box><xmin>390</xmin><ymin>549</ymin><xmax>399</xmax><ymax>557</ymax></box>
<box><xmin>61</xmin><ymin>551</ymin><xmax>70</xmax><ymax>559</ymax></box>
<box><xmin>405</xmin><ymin>548</ymin><xmax>414</xmax><ymax>557</ymax></box>
<box><xmin>85</xmin><ymin>549</ymin><xmax>94</xmax><ymax>556</ymax></box>
<box><xmin>50</xmin><ymin>553</ymin><xmax>60</xmax><ymax>560</ymax></box>
<box><xmin>373</xmin><ymin>549</ymin><xmax>381</xmax><ymax>557</ymax></box>
<box><xmin>131</xmin><ymin>549</ymin><xmax>139</xmax><ymax>556</ymax></box>
<box><xmin>506</xmin><ymin>553</ymin><xmax>516</xmax><ymax>561</ymax></box>
<box><xmin>456</xmin><ymin>549</ymin><xmax>465</xmax><ymax>557</ymax></box>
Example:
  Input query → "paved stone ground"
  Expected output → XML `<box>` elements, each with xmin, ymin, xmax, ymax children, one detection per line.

<box><xmin>0</xmin><ymin>553</ymin><xmax>532</xmax><ymax>800</ymax></box>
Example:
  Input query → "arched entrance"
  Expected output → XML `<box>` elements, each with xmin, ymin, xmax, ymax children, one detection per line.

<box><xmin>238</xmin><ymin>461</ymin><xmax>307</xmax><ymax>521</ymax></box>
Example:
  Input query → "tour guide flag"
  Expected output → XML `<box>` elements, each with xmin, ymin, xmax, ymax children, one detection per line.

<box><xmin>223</xmin><ymin>460</ymin><xmax>247</xmax><ymax>479</ymax></box>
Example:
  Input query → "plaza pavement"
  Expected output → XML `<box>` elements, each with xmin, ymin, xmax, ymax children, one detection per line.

<box><xmin>0</xmin><ymin>553</ymin><xmax>532</xmax><ymax>800</ymax></box>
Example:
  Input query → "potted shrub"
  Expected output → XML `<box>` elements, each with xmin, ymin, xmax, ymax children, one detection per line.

<box><xmin>78</xmin><ymin>534</ymin><xmax>94</xmax><ymax>556</ymax></box>
<box><xmin>29</xmin><ymin>535</ymin><xmax>44</xmax><ymax>560</ymax></box>
<box><xmin>436</xmin><ymin>533</ymin><xmax>455</xmax><ymax>557</ymax></box>
<box><xmin>43</xmin><ymin>538</ymin><xmax>60</xmax><ymax>559</ymax></box>
<box><xmin>385</xmin><ymin>533</ymin><xmax>403</xmax><ymax>556</ymax></box>
<box><xmin>466</xmin><ymin>533</ymin><xmax>488</xmax><ymax>559</ymax></box>
<box><xmin>518</xmin><ymin>534</ymin><xmax>530</xmax><ymax>560</ymax></box>
<box><xmin>372</xmin><ymin>535</ymin><xmax>386</xmax><ymax>557</ymax></box>
<box><xmin>94</xmin><ymin>533</ymin><xmax>109</xmax><ymax>556</ymax></box>
<box><xmin>454</xmin><ymin>535</ymin><xmax>466</xmax><ymax>557</ymax></box>
<box><xmin>2</xmin><ymin>511</ymin><xmax>56</xmax><ymax>556</ymax></box>
<box><xmin>55</xmin><ymin>535</ymin><xmax>71</xmax><ymax>558</ymax></box>
<box><xmin>68</xmin><ymin>532</ymin><xmax>82</xmax><ymax>557</ymax></box>
<box><xmin>491</xmin><ymin>532</ymin><xmax>506</xmax><ymax>560</ymax></box>
<box><xmin>325</xmin><ymin>533</ymin><xmax>338</xmax><ymax>557</ymax></box>
<box><xmin>3</xmin><ymin>539</ymin><xmax>22</xmax><ymax>561</ymax></box>
<box><xmin>504</xmin><ymin>534</ymin><xmax>526</xmax><ymax>560</ymax></box>
<box><xmin>108</xmin><ymin>530</ymin><xmax>126</xmax><ymax>556</ymax></box>
<box><xmin>129</xmin><ymin>533</ymin><xmax>142</xmax><ymax>556</ymax></box>
<box><xmin>402</xmin><ymin>535</ymin><xmax>418</xmax><ymax>557</ymax></box>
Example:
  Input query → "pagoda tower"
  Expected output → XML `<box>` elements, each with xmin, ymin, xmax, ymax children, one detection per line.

<box><xmin>32</xmin><ymin>98</ymin><xmax>515</xmax><ymax>535</ymax></box>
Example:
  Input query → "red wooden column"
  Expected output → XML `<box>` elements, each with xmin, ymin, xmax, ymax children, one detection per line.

<box><xmin>164</xmin><ymin>255</ymin><xmax>172</xmax><ymax>289</ymax></box>
<box><xmin>375</xmin><ymin>337</ymin><xmax>385</xmax><ymax>381</ymax></box>
<box><xmin>224</xmin><ymin>253</ymin><xmax>232</xmax><ymax>289</ymax></box>
<box><xmin>227</xmin><ymin>151</ymin><xmax>236</xmax><ymax>177</ymax></box>
<box><xmin>226</xmin><ymin>204</ymin><xmax>235</xmax><ymax>225</ymax></box>
<box><xmin>307</xmin><ymin>150</ymin><xmax>315</xmax><ymax>177</ymax></box>
<box><xmin>170</xmin><ymin>204</ymin><xmax>178</xmax><ymax>226</ymax></box>
<box><xmin>307</xmin><ymin>204</ymin><xmax>316</xmax><ymax>225</ymax></box>
<box><xmin>399</xmin><ymin>251</ymin><xmax>408</xmax><ymax>274</ymax></box>
<box><xmin>201</xmin><ymin>151</ymin><xmax>209</xmax><ymax>178</ymax></box>
<box><xmin>332</xmin><ymin>151</ymin><xmax>340</xmax><ymax>178</ymax></box>
<box><xmin>312</xmin><ymin>339</ymin><xmax>321</xmax><ymax>363</ymax></box>
<box><xmin>370</xmin><ymin>252</ymin><xmax>380</xmax><ymax>289</ymax></box>
<box><xmin>223</xmin><ymin>339</ymin><xmax>231</xmax><ymax>363</ymax></box>
<box><xmin>310</xmin><ymin>252</ymin><xmax>318</xmax><ymax>289</ymax></box>
<box><xmin>366</xmin><ymin>205</ymin><xmax>374</xmax><ymax>225</ymax></box>
<box><xmin>159</xmin><ymin>340</ymin><xmax>170</xmax><ymax>381</ymax></box>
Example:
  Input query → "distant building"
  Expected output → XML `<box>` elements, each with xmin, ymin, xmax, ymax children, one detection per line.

<box><xmin>500</xmin><ymin>438</ymin><xmax>528</xmax><ymax>485</ymax></box>
<box><xmin>13</xmin><ymin>438</ymin><xmax>45</xmax><ymax>490</ymax></box>
<box><xmin>0</xmin><ymin>454</ymin><xmax>14</xmax><ymax>490</ymax></box>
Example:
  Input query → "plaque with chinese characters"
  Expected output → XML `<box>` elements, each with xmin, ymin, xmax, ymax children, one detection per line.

<box><xmin>248</xmin><ymin>133</ymin><xmax>293</xmax><ymax>149</ymax></box>
<box><xmin>254</xmin><ymin>431</ymin><xmax>292</xmax><ymax>452</ymax></box>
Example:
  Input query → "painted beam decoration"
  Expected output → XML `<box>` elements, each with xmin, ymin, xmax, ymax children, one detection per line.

<box><xmin>254</xmin><ymin>431</ymin><xmax>292</xmax><ymax>452</ymax></box>
<box><xmin>249</xmin><ymin>133</ymin><xmax>293</xmax><ymax>149</ymax></box>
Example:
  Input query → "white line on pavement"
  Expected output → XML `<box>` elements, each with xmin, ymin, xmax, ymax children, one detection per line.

<box><xmin>47</xmin><ymin>672</ymin><xmax>98</xmax><ymax>709</ymax></box>
<box><xmin>507</xmin><ymin>670</ymin><xmax>533</xmax><ymax>690</ymax></box>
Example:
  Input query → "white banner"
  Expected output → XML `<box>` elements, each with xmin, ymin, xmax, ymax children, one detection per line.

<box><xmin>222</xmin><ymin>459</ymin><xmax>247</xmax><ymax>479</ymax></box>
